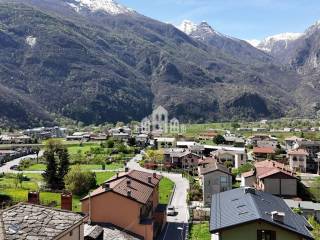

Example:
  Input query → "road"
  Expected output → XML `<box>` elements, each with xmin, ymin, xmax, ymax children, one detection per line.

<box><xmin>127</xmin><ymin>155</ymin><xmax>189</xmax><ymax>240</ymax></box>
<box><xmin>0</xmin><ymin>152</ymin><xmax>43</xmax><ymax>173</ymax></box>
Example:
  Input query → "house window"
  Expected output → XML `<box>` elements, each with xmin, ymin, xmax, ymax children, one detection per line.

<box><xmin>257</xmin><ymin>230</ymin><xmax>276</xmax><ymax>240</ymax></box>
<box><xmin>220</xmin><ymin>176</ymin><xmax>229</xmax><ymax>192</ymax></box>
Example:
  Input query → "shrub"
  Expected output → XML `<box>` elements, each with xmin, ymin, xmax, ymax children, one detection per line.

<box><xmin>64</xmin><ymin>165</ymin><xmax>97</xmax><ymax>196</ymax></box>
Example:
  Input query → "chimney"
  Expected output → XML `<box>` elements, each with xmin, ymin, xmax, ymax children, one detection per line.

<box><xmin>153</xmin><ymin>172</ymin><xmax>157</xmax><ymax>178</ymax></box>
<box><xmin>28</xmin><ymin>191</ymin><xmax>40</xmax><ymax>205</ymax></box>
<box><xmin>103</xmin><ymin>182</ymin><xmax>110</xmax><ymax>190</ymax></box>
<box><xmin>148</xmin><ymin>176</ymin><xmax>152</xmax><ymax>183</ymax></box>
<box><xmin>125</xmin><ymin>167</ymin><xmax>129</xmax><ymax>172</ymax></box>
<box><xmin>116</xmin><ymin>172</ymin><xmax>119</xmax><ymax>178</ymax></box>
<box><xmin>127</xmin><ymin>190</ymin><xmax>132</xmax><ymax>197</ymax></box>
<box><xmin>127</xmin><ymin>179</ymin><xmax>131</xmax><ymax>187</ymax></box>
<box><xmin>61</xmin><ymin>192</ymin><xmax>73</xmax><ymax>211</ymax></box>
<box><xmin>271</xmin><ymin>211</ymin><xmax>285</xmax><ymax>223</ymax></box>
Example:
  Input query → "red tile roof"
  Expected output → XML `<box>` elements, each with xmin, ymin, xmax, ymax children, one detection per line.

<box><xmin>253</xmin><ymin>147</ymin><xmax>275</xmax><ymax>154</ymax></box>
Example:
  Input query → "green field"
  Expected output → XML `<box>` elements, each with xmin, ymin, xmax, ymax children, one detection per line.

<box><xmin>189</xmin><ymin>222</ymin><xmax>211</xmax><ymax>240</ymax></box>
<box><xmin>159</xmin><ymin>177</ymin><xmax>175</xmax><ymax>204</ymax></box>
<box><xmin>0</xmin><ymin>171</ymin><xmax>116</xmax><ymax>212</ymax></box>
<box><xmin>22</xmin><ymin>163</ymin><xmax>124</xmax><ymax>171</ymax></box>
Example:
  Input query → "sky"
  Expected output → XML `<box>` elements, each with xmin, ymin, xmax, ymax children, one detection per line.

<box><xmin>118</xmin><ymin>0</ymin><xmax>320</xmax><ymax>40</ymax></box>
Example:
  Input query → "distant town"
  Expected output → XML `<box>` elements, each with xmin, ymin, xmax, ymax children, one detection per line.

<box><xmin>0</xmin><ymin>107</ymin><xmax>320</xmax><ymax>239</ymax></box>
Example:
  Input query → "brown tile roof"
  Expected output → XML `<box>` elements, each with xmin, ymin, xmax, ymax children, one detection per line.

<box><xmin>253</xmin><ymin>147</ymin><xmax>275</xmax><ymax>154</ymax></box>
<box><xmin>254</xmin><ymin>160</ymin><xmax>296</xmax><ymax>179</ymax></box>
<box><xmin>82</xmin><ymin>170</ymin><xmax>162</xmax><ymax>205</ymax></box>
<box><xmin>198</xmin><ymin>157</ymin><xmax>216</xmax><ymax>165</ymax></box>
<box><xmin>242</xmin><ymin>170</ymin><xmax>255</xmax><ymax>178</ymax></box>
<box><xmin>288</xmin><ymin>149</ymin><xmax>309</xmax><ymax>156</ymax></box>
<box><xmin>0</xmin><ymin>203</ymin><xmax>84</xmax><ymax>240</ymax></box>
<box><xmin>199</xmin><ymin>161</ymin><xmax>231</xmax><ymax>175</ymax></box>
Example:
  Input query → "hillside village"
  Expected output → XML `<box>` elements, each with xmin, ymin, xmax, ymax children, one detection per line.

<box><xmin>0</xmin><ymin>107</ymin><xmax>320</xmax><ymax>239</ymax></box>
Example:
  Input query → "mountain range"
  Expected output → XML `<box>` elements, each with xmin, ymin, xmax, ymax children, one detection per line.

<box><xmin>0</xmin><ymin>0</ymin><xmax>319</xmax><ymax>128</ymax></box>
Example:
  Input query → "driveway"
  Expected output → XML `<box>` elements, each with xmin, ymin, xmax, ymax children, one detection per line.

<box><xmin>127</xmin><ymin>155</ymin><xmax>189</xmax><ymax>240</ymax></box>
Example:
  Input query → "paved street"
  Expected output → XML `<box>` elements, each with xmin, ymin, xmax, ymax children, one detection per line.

<box><xmin>127</xmin><ymin>155</ymin><xmax>189</xmax><ymax>240</ymax></box>
<box><xmin>0</xmin><ymin>151</ymin><xmax>43</xmax><ymax>173</ymax></box>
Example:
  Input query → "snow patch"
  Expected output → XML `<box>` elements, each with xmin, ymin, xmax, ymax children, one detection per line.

<box><xmin>178</xmin><ymin>20</ymin><xmax>197</xmax><ymax>35</ymax></box>
<box><xmin>246</xmin><ymin>39</ymin><xmax>260</xmax><ymax>47</ymax></box>
<box><xmin>69</xmin><ymin>0</ymin><xmax>134</xmax><ymax>15</ymax></box>
<box><xmin>26</xmin><ymin>36</ymin><xmax>37</xmax><ymax>47</ymax></box>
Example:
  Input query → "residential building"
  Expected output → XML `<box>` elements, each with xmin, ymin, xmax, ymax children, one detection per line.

<box><xmin>287</xmin><ymin>148</ymin><xmax>309</xmax><ymax>172</ymax></box>
<box><xmin>210</xmin><ymin>188</ymin><xmax>314</xmax><ymax>240</ymax></box>
<box><xmin>135</xmin><ymin>134</ymin><xmax>149</xmax><ymax>147</ymax></box>
<box><xmin>246</xmin><ymin>134</ymin><xmax>276</xmax><ymax>147</ymax></box>
<box><xmin>284</xmin><ymin>136</ymin><xmax>304</xmax><ymax>150</ymax></box>
<box><xmin>253</xmin><ymin>147</ymin><xmax>276</xmax><ymax>160</ymax></box>
<box><xmin>198</xmin><ymin>130</ymin><xmax>218</xmax><ymax>140</ymax></box>
<box><xmin>285</xmin><ymin>199</ymin><xmax>320</xmax><ymax>222</ymax></box>
<box><xmin>198</xmin><ymin>161</ymin><xmax>232</xmax><ymax>206</ymax></box>
<box><xmin>241</xmin><ymin>160</ymin><xmax>298</xmax><ymax>196</ymax></box>
<box><xmin>295</xmin><ymin>140</ymin><xmax>320</xmax><ymax>172</ymax></box>
<box><xmin>163</xmin><ymin>148</ymin><xmax>200</xmax><ymax>172</ymax></box>
<box><xmin>210</xmin><ymin>148</ymin><xmax>247</xmax><ymax>168</ymax></box>
<box><xmin>0</xmin><ymin>203</ymin><xmax>86</xmax><ymax>240</ymax></box>
<box><xmin>81</xmin><ymin>169</ymin><xmax>165</xmax><ymax>240</ymax></box>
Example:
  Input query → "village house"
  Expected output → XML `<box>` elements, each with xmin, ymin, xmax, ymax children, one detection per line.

<box><xmin>0</xmin><ymin>203</ymin><xmax>86</xmax><ymax>240</ymax></box>
<box><xmin>287</xmin><ymin>148</ymin><xmax>309</xmax><ymax>172</ymax></box>
<box><xmin>241</xmin><ymin>160</ymin><xmax>298</xmax><ymax>197</ymax></box>
<box><xmin>252</xmin><ymin>147</ymin><xmax>276</xmax><ymax>160</ymax></box>
<box><xmin>198</xmin><ymin>130</ymin><xmax>218</xmax><ymax>140</ymax></box>
<box><xmin>81</xmin><ymin>169</ymin><xmax>165</xmax><ymax>240</ymax></box>
<box><xmin>198</xmin><ymin>161</ymin><xmax>232</xmax><ymax>206</ymax></box>
<box><xmin>223</xmin><ymin>134</ymin><xmax>245</xmax><ymax>147</ymax></box>
<box><xmin>284</xmin><ymin>136</ymin><xmax>304</xmax><ymax>150</ymax></box>
<box><xmin>210</xmin><ymin>148</ymin><xmax>247</xmax><ymax>168</ymax></box>
<box><xmin>294</xmin><ymin>140</ymin><xmax>320</xmax><ymax>172</ymax></box>
<box><xmin>246</xmin><ymin>134</ymin><xmax>276</xmax><ymax>147</ymax></box>
<box><xmin>163</xmin><ymin>148</ymin><xmax>200</xmax><ymax>172</ymax></box>
<box><xmin>210</xmin><ymin>188</ymin><xmax>314</xmax><ymax>240</ymax></box>
<box><xmin>134</xmin><ymin>133</ymin><xmax>149</xmax><ymax>147</ymax></box>
<box><xmin>284</xmin><ymin>199</ymin><xmax>320</xmax><ymax>223</ymax></box>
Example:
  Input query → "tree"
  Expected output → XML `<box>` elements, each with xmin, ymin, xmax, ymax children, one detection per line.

<box><xmin>57</xmin><ymin>148</ymin><xmax>70</xmax><ymax>189</ymax></box>
<box><xmin>42</xmin><ymin>140</ymin><xmax>70</xmax><ymax>190</ymax></box>
<box><xmin>42</xmin><ymin>150</ymin><xmax>59</xmax><ymax>189</ymax></box>
<box><xmin>106</xmin><ymin>139</ymin><xmax>115</xmax><ymax>148</ymax></box>
<box><xmin>32</xmin><ymin>146</ymin><xmax>40</xmax><ymax>164</ymax></box>
<box><xmin>231</xmin><ymin>122</ymin><xmax>240</xmax><ymax>129</ymax></box>
<box><xmin>64</xmin><ymin>165</ymin><xmax>97</xmax><ymax>196</ymax></box>
<box><xmin>14</xmin><ymin>173</ymin><xmax>24</xmax><ymax>188</ymax></box>
<box><xmin>213</xmin><ymin>135</ymin><xmax>225</xmax><ymax>145</ymax></box>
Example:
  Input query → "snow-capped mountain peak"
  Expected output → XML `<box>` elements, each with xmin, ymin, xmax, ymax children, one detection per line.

<box><xmin>67</xmin><ymin>0</ymin><xmax>135</xmax><ymax>15</ymax></box>
<box><xmin>178</xmin><ymin>20</ymin><xmax>197</xmax><ymax>35</ymax></box>
<box><xmin>253</xmin><ymin>32</ymin><xmax>303</xmax><ymax>52</ymax></box>
<box><xmin>246</xmin><ymin>39</ymin><xmax>260</xmax><ymax>47</ymax></box>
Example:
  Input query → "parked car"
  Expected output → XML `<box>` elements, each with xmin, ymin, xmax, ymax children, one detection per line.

<box><xmin>167</xmin><ymin>205</ymin><xmax>176</xmax><ymax>216</ymax></box>
<box><xmin>10</xmin><ymin>165</ymin><xmax>19</xmax><ymax>170</ymax></box>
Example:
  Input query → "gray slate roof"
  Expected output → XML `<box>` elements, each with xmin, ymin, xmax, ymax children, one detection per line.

<box><xmin>84</xmin><ymin>224</ymin><xmax>141</xmax><ymax>240</ymax></box>
<box><xmin>210</xmin><ymin>188</ymin><xmax>314</xmax><ymax>240</ymax></box>
<box><xmin>0</xmin><ymin>203</ymin><xmax>84</xmax><ymax>240</ymax></box>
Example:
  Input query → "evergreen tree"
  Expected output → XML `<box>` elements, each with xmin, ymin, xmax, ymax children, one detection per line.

<box><xmin>42</xmin><ymin>150</ymin><xmax>58</xmax><ymax>190</ymax></box>
<box><xmin>57</xmin><ymin>148</ymin><xmax>70</xmax><ymax>189</ymax></box>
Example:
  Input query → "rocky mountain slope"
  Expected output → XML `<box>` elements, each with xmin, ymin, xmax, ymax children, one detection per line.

<box><xmin>0</xmin><ymin>0</ymin><xmax>316</xmax><ymax>127</ymax></box>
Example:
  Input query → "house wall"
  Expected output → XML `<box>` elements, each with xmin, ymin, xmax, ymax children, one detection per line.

<box><xmin>241</xmin><ymin>175</ymin><xmax>256</xmax><ymax>187</ymax></box>
<box><xmin>263</xmin><ymin>178</ymin><xmax>297</xmax><ymax>196</ymax></box>
<box><xmin>218</xmin><ymin>221</ymin><xmax>303</xmax><ymax>240</ymax></box>
<box><xmin>81</xmin><ymin>191</ymin><xmax>153</xmax><ymax>240</ymax></box>
<box><xmin>289</xmin><ymin>155</ymin><xmax>307</xmax><ymax>172</ymax></box>
<box><xmin>203</xmin><ymin>171</ymin><xmax>232</xmax><ymax>206</ymax></box>
<box><xmin>58</xmin><ymin>224</ymin><xmax>84</xmax><ymax>240</ymax></box>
